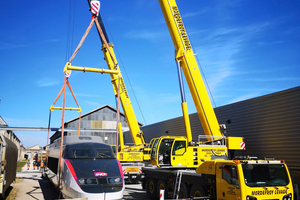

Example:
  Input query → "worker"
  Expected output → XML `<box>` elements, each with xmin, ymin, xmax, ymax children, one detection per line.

<box><xmin>27</xmin><ymin>160</ymin><xmax>30</xmax><ymax>170</ymax></box>
<box><xmin>33</xmin><ymin>160</ymin><xmax>36</xmax><ymax>170</ymax></box>
<box><xmin>36</xmin><ymin>160</ymin><xmax>41</xmax><ymax>170</ymax></box>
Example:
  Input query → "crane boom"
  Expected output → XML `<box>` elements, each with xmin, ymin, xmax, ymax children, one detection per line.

<box><xmin>102</xmin><ymin>42</ymin><xmax>145</xmax><ymax>146</ymax></box>
<box><xmin>158</xmin><ymin>0</ymin><xmax>223</xmax><ymax>139</ymax></box>
<box><xmin>87</xmin><ymin>2</ymin><xmax>145</xmax><ymax>147</ymax></box>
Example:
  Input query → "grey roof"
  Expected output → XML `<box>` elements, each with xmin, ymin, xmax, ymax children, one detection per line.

<box><xmin>64</xmin><ymin>104</ymin><xmax>143</xmax><ymax>126</ymax></box>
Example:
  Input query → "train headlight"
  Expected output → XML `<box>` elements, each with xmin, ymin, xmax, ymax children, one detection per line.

<box><xmin>107</xmin><ymin>177</ymin><xmax>122</xmax><ymax>184</ymax></box>
<box><xmin>78</xmin><ymin>178</ymin><xmax>85</xmax><ymax>185</ymax></box>
<box><xmin>86</xmin><ymin>179</ymin><xmax>93</xmax><ymax>184</ymax></box>
<box><xmin>77</xmin><ymin>178</ymin><xmax>97</xmax><ymax>185</ymax></box>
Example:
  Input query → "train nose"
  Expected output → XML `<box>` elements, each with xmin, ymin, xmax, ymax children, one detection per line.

<box><xmin>67</xmin><ymin>158</ymin><xmax>124</xmax><ymax>193</ymax></box>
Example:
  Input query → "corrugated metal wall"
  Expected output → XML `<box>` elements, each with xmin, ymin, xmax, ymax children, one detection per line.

<box><xmin>124</xmin><ymin>86</ymin><xmax>300</xmax><ymax>184</ymax></box>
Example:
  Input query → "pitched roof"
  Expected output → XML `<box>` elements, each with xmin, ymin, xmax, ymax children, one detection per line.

<box><xmin>27</xmin><ymin>144</ymin><xmax>40</xmax><ymax>150</ymax></box>
<box><xmin>64</xmin><ymin>104</ymin><xmax>143</xmax><ymax>126</ymax></box>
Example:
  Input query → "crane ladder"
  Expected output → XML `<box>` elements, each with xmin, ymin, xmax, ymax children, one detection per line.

<box><xmin>173</xmin><ymin>170</ymin><xmax>183</xmax><ymax>199</ymax></box>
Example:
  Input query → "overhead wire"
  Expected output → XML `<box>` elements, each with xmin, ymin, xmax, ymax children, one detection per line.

<box><xmin>65</xmin><ymin>0</ymin><xmax>76</xmax><ymax>63</ymax></box>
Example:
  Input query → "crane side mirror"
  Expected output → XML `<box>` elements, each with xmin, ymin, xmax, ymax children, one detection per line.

<box><xmin>231</xmin><ymin>166</ymin><xmax>237</xmax><ymax>179</ymax></box>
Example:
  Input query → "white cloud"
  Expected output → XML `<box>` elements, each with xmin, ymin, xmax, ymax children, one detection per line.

<box><xmin>124</xmin><ymin>30</ymin><xmax>163</xmax><ymax>41</ymax></box>
<box><xmin>228</xmin><ymin>93</ymin><xmax>258</xmax><ymax>104</ymax></box>
<box><xmin>37</xmin><ymin>78</ymin><xmax>59</xmax><ymax>87</ymax></box>
<box><xmin>182</xmin><ymin>8</ymin><xmax>207</xmax><ymax>18</ymax></box>
<box><xmin>155</xmin><ymin>93</ymin><xmax>180</xmax><ymax>103</ymax></box>
<box><xmin>0</xmin><ymin>42</ymin><xmax>26</xmax><ymax>50</ymax></box>
<box><xmin>4</xmin><ymin>117</ymin><xmax>44</xmax><ymax>127</ymax></box>
<box><xmin>246</xmin><ymin>77</ymin><xmax>300</xmax><ymax>82</ymax></box>
<box><xmin>84</xmin><ymin>100</ymin><xmax>101</xmax><ymax>107</ymax></box>
<box><xmin>192</xmin><ymin>21</ymin><xmax>276</xmax><ymax>93</ymax></box>
<box><xmin>72</xmin><ymin>93</ymin><xmax>102</xmax><ymax>98</ymax></box>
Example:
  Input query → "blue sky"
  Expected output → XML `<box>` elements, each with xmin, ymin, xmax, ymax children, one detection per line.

<box><xmin>1</xmin><ymin>0</ymin><xmax>299</xmax><ymax>148</ymax></box>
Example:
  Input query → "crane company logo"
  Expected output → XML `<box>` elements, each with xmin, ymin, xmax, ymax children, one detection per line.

<box><xmin>251</xmin><ymin>189</ymin><xmax>287</xmax><ymax>196</ymax></box>
<box><xmin>172</xmin><ymin>6</ymin><xmax>191</xmax><ymax>50</ymax></box>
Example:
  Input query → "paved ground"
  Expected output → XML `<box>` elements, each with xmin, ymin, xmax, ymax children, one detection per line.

<box><xmin>12</xmin><ymin>160</ymin><xmax>150</xmax><ymax>200</ymax></box>
<box><xmin>13</xmin><ymin>160</ymin><xmax>60</xmax><ymax>200</ymax></box>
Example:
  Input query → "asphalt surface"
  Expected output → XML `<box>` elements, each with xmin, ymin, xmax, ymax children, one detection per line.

<box><xmin>12</xmin><ymin>160</ymin><xmax>151</xmax><ymax>200</ymax></box>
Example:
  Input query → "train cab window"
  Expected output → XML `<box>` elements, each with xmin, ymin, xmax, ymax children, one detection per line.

<box><xmin>73</xmin><ymin>149</ymin><xmax>92</xmax><ymax>158</ymax></box>
<box><xmin>95</xmin><ymin>148</ymin><xmax>114</xmax><ymax>158</ymax></box>
<box><xmin>222</xmin><ymin>165</ymin><xmax>239</xmax><ymax>185</ymax></box>
<box><xmin>172</xmin><ymin>141</ymin><xmax>186</xmax><ymax>155</ymax></box>
<box><xmin>63</xmin><ymin>143</ymin><xmax>114</xmax><ymax>159</ymax></box>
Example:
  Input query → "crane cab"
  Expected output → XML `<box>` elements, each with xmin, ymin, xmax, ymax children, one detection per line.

<box><xmin>150</xmin><ymin>136</ymin><xmax>228</xmax><ymax>168</ymax></box>
<box><xmin>197</xmin><ymin>159</ymin><xmax>294</xmax><ymax>200</ymax></box>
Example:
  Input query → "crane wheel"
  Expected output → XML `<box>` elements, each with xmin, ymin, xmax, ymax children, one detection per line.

<box><xmin>157</xmin><ymin>180</ymin><xmax>167</xmax><ymax>199</ymax></box>
<box><xmin>178</xmin><ymin>183</ymin><xmax>189</xmax><ymax>198</ymax></box>
<box><xmin>190</xmin><ymin>184</ymin><xmax>205</xmax><ymax>197</ymax></box>
<box><xmin>147</xmin><ymin>178</ymin><xmax>157</xmax><ymax>199</ymax></box>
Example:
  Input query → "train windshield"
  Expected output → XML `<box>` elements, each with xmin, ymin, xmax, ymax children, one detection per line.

<box><xmin>63</xmin><ymin>143</ymin><xmax>114</xmax><ymax>159</ymax></box>
<box><xmin>242</xmin><ymin>163</ymin><xmax>289</xmax><ymax>187</ymax></box>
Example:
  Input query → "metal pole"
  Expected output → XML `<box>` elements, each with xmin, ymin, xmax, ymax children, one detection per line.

<box><xmin>58</xmin><ymin>76</ymin><xmax>67</xmax><ymax>190</ymax></box>
<box><xmin>115</xmin><ymin>76</ymin><xmax>121</xmax><ymax>156</ymax></box>
<box><xmin>46</xmin><ymin>110</ymin><xmax>51</xmax><ymax>152</ymax></box>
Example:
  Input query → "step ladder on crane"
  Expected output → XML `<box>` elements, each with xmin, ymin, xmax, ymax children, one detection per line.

<box><xmin>173</xmin><ymin>170</ymin><xmax>183</xmax><ymax>200</ymax></box>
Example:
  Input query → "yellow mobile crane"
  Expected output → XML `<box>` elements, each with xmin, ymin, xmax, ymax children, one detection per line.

<box><xmin>87</xmin><ymin>0</ymin><xmax>150</xmax><ymax>183</ymax></box>
<box><xmin>148</xmin><ymin>0</ymin><xmax>245</xmax><ymax>169</ymax></box>
<box><xmin>142</xmin><ymin>0</ymin><xmax>296</xmax><ymax>199</ymax></box>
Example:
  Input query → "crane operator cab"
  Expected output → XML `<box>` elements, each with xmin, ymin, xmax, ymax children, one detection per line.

<box><xmin>151</xmin><ymin>137</ymin><xmax>188</xmax><ymax>167</ymax></box>
<box><xmin>150</xmin><ymin>136</ymin><xmax>228</xmax><ymax>168</ymax></box>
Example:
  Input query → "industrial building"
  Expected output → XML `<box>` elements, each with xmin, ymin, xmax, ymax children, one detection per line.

<box><xmin>123</xmin><ymin>86</ymin><xmax>300</xmax><ymax>185</ymax></box>
<box><xmin>50</xmin><ymin>104</ymin><xmax>143</xmax><ymax>144</ymax></box>
<box><xmin>0</xmin><ymin>116</ymin><xmax>24</xmax><ymax>161</ymax></box>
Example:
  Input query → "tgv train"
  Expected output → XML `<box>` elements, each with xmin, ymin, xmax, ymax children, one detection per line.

<box><xmin>43</xmin><ymin>135</ymin><xmax>124</xmax><ymax>200</ymax></box>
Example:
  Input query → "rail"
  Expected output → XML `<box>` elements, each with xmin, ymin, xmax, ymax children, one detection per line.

<box><xmin>197</xmin><ymin>135</ymin><xmax>226</xmax><ymax>147</ymax></box>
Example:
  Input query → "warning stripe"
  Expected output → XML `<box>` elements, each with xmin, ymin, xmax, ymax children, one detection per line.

<box><xmin>240</xmin><ymin>142</ymin><xmax>245</xmax><ymax>150</ymax></box>
<box><xmin>91</xmin><ymin>2</ymin><xmax>100</xmax><ymax>15</ymax></box>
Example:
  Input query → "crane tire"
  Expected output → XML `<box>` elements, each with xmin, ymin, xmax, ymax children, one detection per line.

<box><xmin>190</xmin><ymin>184</ymin><xmax>205</xmax><ymax>197</ymax></box>
<box><xmin>147</xmin><ymin>178</ymin><xmax>157</xmax><ymax>199</ymax></box>
<box><xmin>157</xmin><ymin>179</ymin><xmax>168</xmax><ymax>199</ymax></box>
<box><xmin>178</xmin><ymin>183</ymin><xmax>189</xmax><ymax>198</ymax></box>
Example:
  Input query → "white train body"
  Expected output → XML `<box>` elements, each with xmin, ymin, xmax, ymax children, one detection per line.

<box><xmin>43</xmin><ymin>135</ymin><xmax>124</xmax><ymax>200</ymax></box>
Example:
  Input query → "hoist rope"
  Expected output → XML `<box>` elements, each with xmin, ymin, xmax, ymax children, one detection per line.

<box><xmin>94</xmin><ymin>19</ymin><xmax>117</xmax><ymax>67</ymax></box>
<box><xmin>69</xmin><ymin>17</ymin><xmax>95</xmax><ymax>63</ymax></box>
<box><xmin>65</xmin><ymin>0</ymin><xmax>76</xmax><ymax>62</ymax></box>
<box><xmin>58</xmin><ymin>76</ymin><xmax>67</xmax><ymax>190</ymax></box>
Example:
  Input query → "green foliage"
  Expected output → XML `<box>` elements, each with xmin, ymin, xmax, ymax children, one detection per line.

<box><xmin>17</xmin><ymin>161</ymin><xmax>27</xmax><ymax>172</ymax></box>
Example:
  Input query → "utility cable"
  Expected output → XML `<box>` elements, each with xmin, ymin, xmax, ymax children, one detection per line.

<box><xmin>65</xmin><ymin>0</ymin><xmax>76</xmax><ymax>62</ymax></box>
